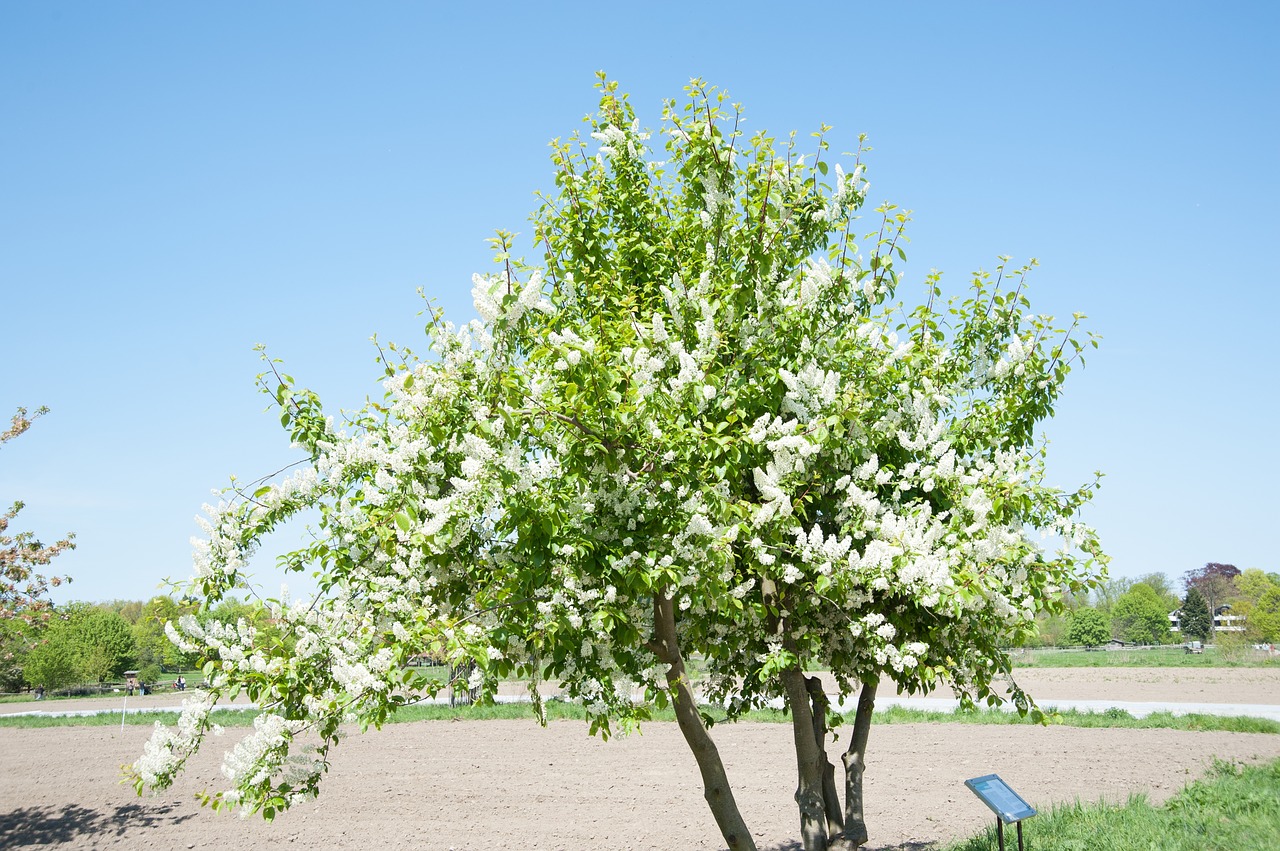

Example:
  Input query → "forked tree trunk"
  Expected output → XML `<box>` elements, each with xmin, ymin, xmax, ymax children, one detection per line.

<box><xmin>648</xmin><ymin>593</ymin><xmax>758</xmax><ymax>851</ymax></box>
<box><xmin>782</xmin><ymin>667</ymin><xmax>880</xmax><ymax>850</ymax></box>
<box><xmin>805</xmin><ymin>675</ymin><xmax>845</xmax><ymax>837</ymax></box>
<box><xmin>763</xmin><ymin>578</ymin><xmax>883</xmax><ymax>850</ymax></box>
<box><xmin>781</xmin><ymin>666</ymin><xmax>833</xmax><ymax>851</ymax></box>
<box><xmin>762</xmin><ymin>574</ymin><xmax>838</xmax><ymax>851</ymax></box>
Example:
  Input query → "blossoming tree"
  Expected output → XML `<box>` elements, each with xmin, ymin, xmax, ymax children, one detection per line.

<box><xmin>2</xmin><ymin>407</ymin><xmax>74</xmax><ymax>680</ymax></box>
<box><xmin>132</xmin><ymin>77</ymin><xmax>1105</xmax><ymax>850</ymax></box>
<box><xmin>2</xmin><ymin>408</ymin><xmax>74</xmax><ymax>612</ymax></box>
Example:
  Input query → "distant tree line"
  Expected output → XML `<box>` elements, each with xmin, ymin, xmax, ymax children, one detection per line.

<box><xmin>1028</xmin><ymin>564</ymin><xmax>1280</xmax><ymax>648</ymax></box>
<box><xmin>1</xmin><ymin>594</ymin><xmax>271</xmax><ymax>695</ymax></box>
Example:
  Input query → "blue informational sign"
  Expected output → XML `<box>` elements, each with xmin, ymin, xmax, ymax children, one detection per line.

<box><xmin>964</xmin><ymin>774</ymin><xmax>1037</xmax><ymax>824</ymax></box>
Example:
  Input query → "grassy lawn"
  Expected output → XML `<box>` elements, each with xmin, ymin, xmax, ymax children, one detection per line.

<box><xmin>1013</xmin><ymin>645</ymin><xmax>1279</xmax><ymax>668</ymax></box>
<box><xmin>0</xmin><ymin>687</ymin><xmax>145</xmax><ymax>704</ymax></box>
<box><xmin>0</xmin><ymin>669</ymin><xmax>208</xmax><ymax>704</ymax></box>
<box><xmin>943</xmin><ymin>758</ymin><xmax>1280</xmax><ymax>851</ymax></box>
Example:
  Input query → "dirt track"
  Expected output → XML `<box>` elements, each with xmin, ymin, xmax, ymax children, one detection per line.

<box><xmin>1</xmin><ymin>666</ymin><xmax>1278</xmax><ymax>851</ymax></box>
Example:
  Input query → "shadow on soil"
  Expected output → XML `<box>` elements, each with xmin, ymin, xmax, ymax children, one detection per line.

<box><xmin>0</xmin><ymin>802</ymin><xmax>194</xmax><ymax>846</ymax></box>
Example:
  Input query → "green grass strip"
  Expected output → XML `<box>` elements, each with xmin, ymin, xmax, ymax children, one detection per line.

<box><xmin>943</xmin><ymin>757</ymin><xmax>1280</xmax><ymax>851</ymax></box>
<box><xmin>0</xmin><ymin>707</ymin><xmax>260</xmax><ymax>729</ymax></box>
<box><xmin>380</xmin><ymin>701</ymin><xmax>796</xmax><ymax>726</ymax></box>
<box><xmin>873</xmin><ymin>705</ymin><xmax>1280</xmax><ymax>734</ymax></box>
<box><xmin>1012</xmin><ymin>648</ymin><xmax>1280</xmax><ymax>669</ymax></box>
<box><xmin>2</xmin><ymin>701</ymin><xmax>1275</xmax><ymax>734</ymax></box>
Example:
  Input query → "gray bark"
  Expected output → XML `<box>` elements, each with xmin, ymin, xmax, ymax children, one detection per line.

<box><xmin>648</xmin><ymin>593</ymin><xmax>757</xmax><ymax>851</ymax></box>
<box><xmin>834</xmin><ymin>680</ymin><xmax>877</xmax><ymax>849</ymax></box>
<box><xmin>781</xmin><ymin>666</ymin><xmax>831</xmax><ymax>851</ymax></box>
<box><xmin>763</xmin><ymin>575</ymin><xmax>830</xmax><ymax>851</ymax></box>
<box><xmin>805</xmin><ymin>675</ymin><xmax>844</xmax><ymax>837</ymax></box>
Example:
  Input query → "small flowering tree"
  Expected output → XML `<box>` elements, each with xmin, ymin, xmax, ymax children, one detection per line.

<box><xmin>132</xmin><ymin>77</ymin><xmax>1105</xmax><ymax>849</ymax></box>
<box><xmin>2</xmin><ymin>407</ymin><xmax>74</xmax><ymax>682</ymax></box>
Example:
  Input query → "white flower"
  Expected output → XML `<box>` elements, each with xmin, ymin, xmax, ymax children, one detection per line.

<box><xmin>471</xmin><ymin>274</ymin><xmax>501</xmax><ymax>324</ymax></box>
<box><xmin>686</xmin><ymin>513</ymin><xmax>715</xmax><ymax>537</ymax></box>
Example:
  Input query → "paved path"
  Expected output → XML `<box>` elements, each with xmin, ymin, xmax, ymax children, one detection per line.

<box><xmin>0</xmin><ymin>691</ymin><xmax>255</xmax><ymax>718</ymax></box>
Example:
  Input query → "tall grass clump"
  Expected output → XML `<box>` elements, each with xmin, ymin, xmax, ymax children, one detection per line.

<box><xmin>945</xmin><ymin>758</ymin><xmax>1280</xmax><ymax>851</ymax></box>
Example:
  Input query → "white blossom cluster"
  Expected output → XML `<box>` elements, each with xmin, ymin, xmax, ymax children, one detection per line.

<box><xmin>132</xmin><ymin>689</ymin><xmax>216</xmax><ymax>790</ymax></box>
<box><xmin>217</xmin><ymin>712</ymin><xmax>325</xmax><ymax>808</ymax></box>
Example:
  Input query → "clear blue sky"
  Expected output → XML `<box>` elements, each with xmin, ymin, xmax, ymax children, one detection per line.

<box><xmin>2</xmin><ymin>3</ymin><xmax>1276</xmax><ymax>604</ymax></box>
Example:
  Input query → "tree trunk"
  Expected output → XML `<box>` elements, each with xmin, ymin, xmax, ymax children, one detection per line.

<box><xmin>805</xmin><ymin>675</ymin><xmax>844</xmax><ymax>837</ymax></box>
<box><xmin>649</xmin><ymin>593</ymin><xmax>757</xmax><ymax>851</ymax></box>
<box><xmin>761</xmin><ymin>576</ymin><xmax>831</xmax><ymax>851</ymax></box>
<box><xmin>832</xmin><ymin>680</ymin><xmax>877</xmax><ymax>849</ymax></box>
<box><xmin>781</xmin><ymin>666</ymin><xmax>831</xmax><ymax>851</ymax></box>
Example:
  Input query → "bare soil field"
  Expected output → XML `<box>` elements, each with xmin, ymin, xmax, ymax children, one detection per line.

<box><xmin>1</xmin><ymin>666</ymin><xmax>1278</xmax><ymax>851</ymax></box>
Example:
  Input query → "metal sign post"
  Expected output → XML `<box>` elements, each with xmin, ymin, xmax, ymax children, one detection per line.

<box><xmin>964</xmin><ymin>774</ymin><xmax>1036</xmax><ymax>851</ymax></box>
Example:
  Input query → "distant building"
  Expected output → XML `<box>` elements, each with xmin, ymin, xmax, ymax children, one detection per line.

<box><xmin>1168</xmin><ymin>605</ymin><xmax>1246</xmax><ymax>634</ymax></box>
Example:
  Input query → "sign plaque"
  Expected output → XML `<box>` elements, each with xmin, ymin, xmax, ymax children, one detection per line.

<box><xmin>964</xmin><ymin>774</ymin><xmax>1036</xmax><ymax>851</ymax></box>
